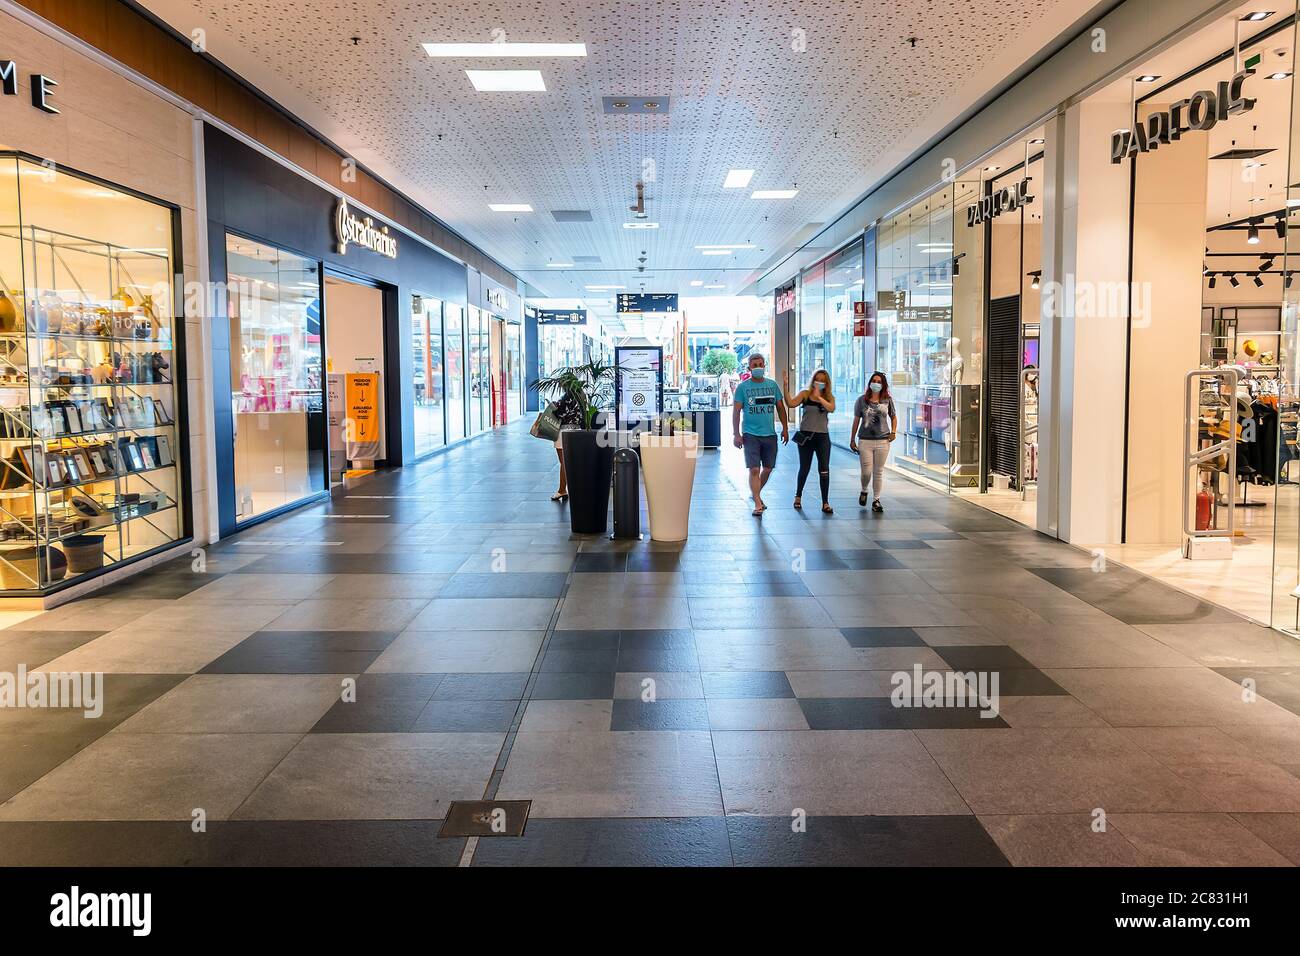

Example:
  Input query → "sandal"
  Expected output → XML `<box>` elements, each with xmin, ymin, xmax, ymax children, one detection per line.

<box><xmin>752</xmin><ymin>502</ymin><xmax>766</xmax><ymax>517</ymax></box>
<box><xmin>793</xmin><ymin>496</ymin><xmax>802</xmax><ymax>511</ymax></box>
<box><xmin>551</xmin><ymin>492</ymin><xmax>568</xmax><ymax>502</ymax></box>
<box><xmin>858</xmin><ymin>492</ymin><xmax>868</xmax><ymax>507</ymax></box>
<box><xmin>822</xmin><ymin>503</ymin><xmax>834</xmax><ymax>515</ymax></box>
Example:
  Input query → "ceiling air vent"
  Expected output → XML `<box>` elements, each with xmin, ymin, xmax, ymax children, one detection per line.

<box><xmin>551</xmin><ymin>210</ymin><xmax>594</xmax><ymax>222</ymax></box>
<box><xmin>602</xmin><ymin>96</ymin><xmax>671</xmax><ymax>115</ymax></box>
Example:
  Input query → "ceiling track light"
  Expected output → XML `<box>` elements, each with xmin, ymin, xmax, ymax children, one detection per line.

<box><xmin>1248</xmin><ymin>222</ymin><xmax>1262</xmax><ymax>244</ymax></box>
<box><xmin>1277</xmin><ymin>217</ymin><xmax>1288</xmax><ymax>239</ymax></box>
<box><xmin>1255</xmin><ymin>274</ymin><xmax>1266</xmax><ymax>287</ymax></box>
<box><xmin>1209</xmin><ymin>274</ymin><xmax>1218</xmax><ymax>289</ymax></box>
<box><xmin>1230</xmin><ymin>274</ymin><xmax>1242</xmax><ymax>287</ymax></box>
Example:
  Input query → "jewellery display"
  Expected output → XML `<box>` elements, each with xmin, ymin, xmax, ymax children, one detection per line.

<box><xmin>0</xmin><ymin>153</ymin><xmax>184</xmax><ymax>592</ymax></box>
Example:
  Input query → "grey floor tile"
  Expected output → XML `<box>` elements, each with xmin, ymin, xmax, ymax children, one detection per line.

<box><xmin>977</xmin><ymin>814</ymin><xmax>1146</xmax><ymax>866</ymax></box>
<box><xmin>530</xmin><ymin>672</ymin><xmax>616</xmax><ymax>700</ymax></box>
<box><xmin>431</xmin><ymin>673</ymin><xmax>530</xmax><ymax>700</ymax></box>
<box><xmin>700</xmin><ymin>670</ymin><xmax>795</xmax><ymax>699</ymax></box>
<box><xmin>231</xmin><ymin>732</ymin><xmax>505</xmax><ymax>820</ymax></box>
<box><xmin>706</xmin><ymin>698</ymin><xmax>809</xmax><ymax>730</ymax></box>
<box><xmin>728</xmin><ymin>815</ymin><xmax>1008</xmax><ymax>866</ymax></box>
<box><xmin>610</xmin><ymin>698</ymin><xmax>708</xmax><ymax>730</ymax></box>
<box><xmin>471</xmin><ymin>817</ymin><xmax>731</xmax><ymax>866</ymax></box>
<box><xmin>412</xmin><ymin>699</ymin><xmax>519</xmax><ymax>732</ymax></box>
<box><xmin>200</xmin><ymin>631</ymin><xmax>399</xmax><ymax>675</ymax></box>
<box><xmin>1232</xmin><ymin>812</ymin><xmax>1300</xmax><ymax>865</ymax></box>
<box><xmin>1109</xmin><ymin>812</ymin><xmax>1291</xmax><ymax>866</ymax></box>
<box><xmin>367</xmin><ymin>631</ymin><xmax>542</xmax><ymax>674</ymax></box>
<box><xmin>519</xmin><ymin>700</ymin><xmax>613</xmax><ymax>732</ymax></box>
<box><xmin>118</xmin><ymin>675</ymin><xmax>344</xmax><ymax>733</ymax></box>
<box><xmin>840</xmin><ymin>627</ymin><xmax>926</xmax><ymax>648</ymax></box>
<box><xmin>0</xmin><ymin>631</ymin><xmax>108</xmax><ymax>670</ymax></box>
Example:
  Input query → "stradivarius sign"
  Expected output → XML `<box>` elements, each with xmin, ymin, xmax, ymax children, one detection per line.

<box><xmin>1110</xmin><ymin>69</ymin><xmax>1255</xmax><ymax>164</ymax></box>
<box><xmin>333</xmin><ymin>198</ymin><xmax>398</xmax><ymax>258</ymax></box>
<box><xmin>967</xmin><ymin>178</ymin><xmax>1032</xmax><ymax>227</ymax></box>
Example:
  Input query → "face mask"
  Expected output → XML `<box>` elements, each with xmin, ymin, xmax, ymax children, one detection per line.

<box><xmin>750</xmin><ymin>367</ymin><xmax>766</xmax><ymax>380</ymax></box>
<box><xmin>813</xmin><ymin>382</ymin><xmax>825</xmax><ymax>391</ymax></box>
<box><xmin>869</xmin><ymin>382</ymin><xmax>883</xmax><ymax>394</ymax></box>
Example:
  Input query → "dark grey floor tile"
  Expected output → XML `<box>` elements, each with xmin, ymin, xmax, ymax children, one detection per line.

<box><xmin>727</xmin><ymin>815</ymin><xmax>1009</xmax><ymax>866</ymax></box>
<box><xmin>200</xmin><ymin>631</ymin><xmax>399</xmax><ymax>674</ymax></box>
<box><xmin>471</xmin><ymin>817</ymin><xmax>731</xmax><ymax>866</ymax></box>
<box><xmin>413</xmin><ymin>698</ymin><xmax>519</xmax><ymax>732</ymax></box>
<box><xmin>0</xmin><ymin>734</ymin><xmax>93</xmax><ymax>804</ymax></box>
<box><xmin>440</xmin><ymin>573</ymin><xmax>568</xmax><ymax>598</ymax></box>
<box><xmin>610</xmin><ymin>698</ymin><xmax>709</xmax><ymax>730</ymax></box>
<box><xmin>701</xmin><ymin>671</ymin><xmax>795</xmax><ymax>699</ymax></box>
<box><xmin>1213</xmin><ymin>667</ymin><xmax>1300</xmax><ymax>717</ymax></box>
<box><xmin>915</xmin><ymin>532</ymin><xmax>967</xmax><ymax>541</ymax></box>
<box><xmin>841</xmin><ymin>627</ymin><xmax>926</xmax><ymax>648</ymax></box>
<box><xmin>432</xmin><ymin>673</ymin><xmax>530</xmax><ymax>700</ymax></box>
<box><xmin>798</xmin><ymin>697</ymin><xmax>1008</xmax><ymax>729</ymax></box>
<box><xmin>530</xmin><ymin>672</ymin><xmax>616</xmax><ymax>700</ymax></box>
<box><xmin>803</xmin><ymin>550</ymin><xmax>904</xmax><ymax>571</ymax></box>
<box><xmin>872</xmin><ymin>539</ymin><xmax>933</xmax><ymax>550</ymax></box>
<box><xmin>0</xmin><ymin>821</ymin><xmax>465</xmax><ymax>866</ymax></box>
<box><xmin>626</xmin><ymin>552</ymin><xmax>685</xmax><ymax>572</ymax></box>
<box><xmin>573</xmin><ymin>553</ymin><xmax>627</xmax><ymax>573</ymax></box>
<box><xmin>310</xmin><ymin>699</ymin><xmax>428</xmax><ymax>733</ymax></box>
<box><xmin>0</xmin><ymin>631</ymin><xmax>108</xmax><ymax>670</ymax></box>
<box><xmin>94</xmin><ymin>569</ymin><xmax>227</xmax><ymax>599</ymax></box>
<box><xmin>351</xmin><ymin>673</ymin><xmax>443</xmax><ymax>701</ymax></box>
<box><xmin>238</xmin><ymin>553</ymin><xmax>469</xmax><ymax>575</ymax></box>
<box><xmin>541</xmin><ymin>646</ymin><xmax>620</xmax><ymax>673</ymax></box>
<box><xmin>930</xmin><ymin>645</ymin><xmax>1037</xmax><ymax>670</ymax></box>
<box><xmin>1028</xmin><ymin>567</ymin><xmax>1241</xmax><ymax>625</ymax></box>
<box><xmin>616</xmin><ymin>633</ymin><xmax>700</xmax><ymax>671</ymax></box>
<box><xmin>549</xmin><ymin>630</ymin><xmax>621</xmax><ymax>649</ymax></box>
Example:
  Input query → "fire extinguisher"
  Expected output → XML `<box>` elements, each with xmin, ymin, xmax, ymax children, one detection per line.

<box><xmin>1195</xmin><ymin>485</ymin><xmax>1213</xmax><ymax>531</ymax></box>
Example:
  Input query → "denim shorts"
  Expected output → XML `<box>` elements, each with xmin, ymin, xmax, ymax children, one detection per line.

<box><xmin>743</xmin><ymin>433</ymin><xmax>779</xmax><ymax>469</ymax></box>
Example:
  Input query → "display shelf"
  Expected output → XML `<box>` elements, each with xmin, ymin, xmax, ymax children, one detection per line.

<box><xmin>0</xmin><ymin>154</ymin><xmax>185</xmax><ymax>593</ymax></box>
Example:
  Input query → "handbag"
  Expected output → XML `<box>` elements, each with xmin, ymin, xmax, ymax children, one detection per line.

<box><xmin>793</xmin><ymin>429</ymin><xmax>813</xmax><ymax>446</ymax></box>
<box><xmin>530</xmin><ymin>407</ymin><xmax>562</xmax><ymax>442</ymax></box>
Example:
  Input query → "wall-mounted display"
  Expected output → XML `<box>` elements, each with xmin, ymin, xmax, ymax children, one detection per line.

<box><xmin>0</xmin><ymin>154</ymin><xmax>185</xmax><ymax>591</ymax></box>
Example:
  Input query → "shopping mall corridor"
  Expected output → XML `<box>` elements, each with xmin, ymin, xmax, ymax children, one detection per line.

<box><xmin>1</xmin><ymin>422</ymin><xmax>1299</xmax><ymax>867</ymax></box>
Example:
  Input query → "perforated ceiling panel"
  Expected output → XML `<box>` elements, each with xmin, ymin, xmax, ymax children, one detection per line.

<box><xmin>141</xmin><ymin>0</ymin><xmax>1097</xmax><ymax>297</ymax></box>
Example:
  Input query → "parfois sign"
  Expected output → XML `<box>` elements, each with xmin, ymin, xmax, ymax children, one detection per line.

<box><xmin>967</xmin><ymin>178</ymin><xmax>1032</xmax><ymax>227</ymax></box>
<box><xmin>333</xmin><ymin>198</ymin><xmax>398</xmax><ymax>259</ymax></box>
<box><xmin>1110</xmin><ymin>69</ymin><xmax>1255</xmax><ymax>164</ymax></box>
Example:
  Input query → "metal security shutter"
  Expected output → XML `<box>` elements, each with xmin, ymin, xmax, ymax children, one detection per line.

<box><xmin>987</xmin><ymin>295</ymin><xmax>1021</xmax><ymax>481</ymax></box>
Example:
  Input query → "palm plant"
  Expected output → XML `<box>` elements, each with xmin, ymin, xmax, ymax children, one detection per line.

<box><xmin>531</xmin><ymin>360</ymin><xmax>614</xmax><ymax>430</ymax></box>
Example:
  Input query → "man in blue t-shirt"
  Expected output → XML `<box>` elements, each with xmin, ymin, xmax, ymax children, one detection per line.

<box><xmin>732</xmin><ymin>352</ymin><xmax>788</xmax><ymax>517</ymax></box>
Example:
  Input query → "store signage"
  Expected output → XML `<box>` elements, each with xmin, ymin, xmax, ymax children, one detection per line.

<box><xmin>967</xmin><ymin>178</ymin><xmax>1032</xmax><ymax>226</ymax></box>
<box><xmin>775</xmin><ymin>284</ymin><xmax>796</xmax><ymax>315</ymax></box>
<box><xmin>537</xmin><ymin>309</ymin><xmax>587</xmax><ymax>325</ymax></box>
<box><xmin>484</xmin><ymin>286</ymin><xmax>508</xmax><ymax>311</ymax></box>
<box><xmin>0</xmin><ymin>60</ymin><xmax>59</xmax><ymax>114</ymax></box>
<box><xmin>853</xmin><ymin>300</ymin><xmax>874</xmax><ymax>337</ymax></box>
<box><xmin>345</xmin><ymin>372</ymin><xmax>380</xmax><ymax>443</ymax></box>
<box><xmin>615</xmin><ymin>345</ymin><xmax>664</xmax><ymax>425</ymax></box>
<box><xmin>333</xmin><ymin>198</ymin><xmax>398</xmax><ymax>259</ymax></box>
<box><xmin>616</xmin><ymin>293</ymin><xmax>678</xmax><ymax>314</ymax></box>
<box><xmin>1110</xmin><ymin>68</ymin><xmax>1255</xmax><ymax>164</ymax></box>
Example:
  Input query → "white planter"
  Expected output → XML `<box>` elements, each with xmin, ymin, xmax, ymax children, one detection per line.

<box><xmin>639</xmin><ymin>432</ymin><xmax>699</xmax><ymax>542</ymax></box>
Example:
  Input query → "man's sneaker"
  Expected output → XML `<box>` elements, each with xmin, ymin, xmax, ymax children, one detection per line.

<box><xmin>858</xmin><ymin>492</ymin><xmax>868</xmax><ymax>507</ymax></box>
<box><xmin>872</xmin><ymin>499</ymin><xmax>884</xmax><ymax>513</ymax></box>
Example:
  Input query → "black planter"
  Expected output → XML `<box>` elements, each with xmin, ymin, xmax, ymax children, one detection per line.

<box><xmin>562</xmin><ymin>429</ymin><xmax>615</xmax><ymax>535</ymax></box>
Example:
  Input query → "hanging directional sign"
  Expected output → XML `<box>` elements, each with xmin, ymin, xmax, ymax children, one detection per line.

<box><xmin>616</xmin><ymin>293</ymin><xmax>678</xmax><ymax>314</ymax></box>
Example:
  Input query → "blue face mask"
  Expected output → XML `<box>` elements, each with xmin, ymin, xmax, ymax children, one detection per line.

<box><xmin>869</xmin><ymin>381</ymin><xmax>883</xmax><ymax>393</ymax></box>
<box><xmin>750</xmin><ymin>366</ymin><xmax>766</xmax><ymax>380</ymax></box>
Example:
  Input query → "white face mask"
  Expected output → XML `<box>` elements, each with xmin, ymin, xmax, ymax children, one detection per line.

<box><xmin>869</xmin><ymin>381</ymin><xmax>883</xmax><ymax>394</ymax></box>
<box><xmin>813</xmin><ymin>381</ymin><xmax>825</xmax><ymax>391</ymax></box>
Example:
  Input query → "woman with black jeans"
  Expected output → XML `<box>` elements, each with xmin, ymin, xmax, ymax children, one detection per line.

<box><xmin>783</xmin><ymin>369</ymin><xmax>836</xmax><ymax>514</ymax></box>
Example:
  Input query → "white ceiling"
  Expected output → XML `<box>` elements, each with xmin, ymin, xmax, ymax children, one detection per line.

<box><xmin>140</xmin><ymin>0</ymin><xmax>1104</xmax><ymax>301</ymax></box>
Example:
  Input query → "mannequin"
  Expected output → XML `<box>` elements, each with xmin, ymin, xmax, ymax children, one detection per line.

<box><xmin>942</xmin><ymin>337</ymin><xmax>963</xmax><ymax>458</ymax></box>
<box><xmin>940</xmin><ymin>337</ymin><xmax>964</xmax><ymax>388</ymax></box>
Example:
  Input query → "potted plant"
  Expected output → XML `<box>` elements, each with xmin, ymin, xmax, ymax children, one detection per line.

<box><xmin>640</xmin><ymin>415</ymin><xmax>700</xmax><ymax>542</ymax></box>
<box><xmin>531</xmin><ymin>361</ymin><xmax>615</xmax><ymax>534</ymax></box>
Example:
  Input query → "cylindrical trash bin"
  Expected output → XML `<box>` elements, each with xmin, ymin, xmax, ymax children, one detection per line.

<box><xmin>611</xmin><ymin>447</ymin><xmax>642</xmax><ymax>540</ymax></box>
<box><xmin>563</xmin><ymin>430</ymin><xmax>616</xmax><ymax>535</ymax></box>
<box><xmin>640</xmin><ymin>432</ymin><xmax>699</xmax><ymax>542</ymax></box>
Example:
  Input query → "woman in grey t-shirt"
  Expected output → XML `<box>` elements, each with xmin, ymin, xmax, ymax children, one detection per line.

<box><xmin>850</xmin><ymin>371</ymin><xmax>897</xmax><ymax>512</ymax></box>
<box><xmin>783</xmin><ymin>369</ymin><xmax>836</xmax><ymax>513</ymax></box>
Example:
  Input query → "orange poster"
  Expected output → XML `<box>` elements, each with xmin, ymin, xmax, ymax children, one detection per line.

<box><xmin>345</xmin><ymin>373</ymin><xmax>380</xmax><ymax>443</ymax></box>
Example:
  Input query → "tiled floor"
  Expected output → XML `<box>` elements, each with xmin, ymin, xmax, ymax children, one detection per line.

<box><xmin>2</xmin><ymin>421</ymin><xmax>1300</xmax><ymax>866</ymax></box>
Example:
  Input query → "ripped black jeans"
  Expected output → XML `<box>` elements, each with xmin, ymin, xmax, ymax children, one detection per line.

<box><xmin>795</xmin><ymin>431</ymin><xmax>832</xmax><ymax>504</ymax></box>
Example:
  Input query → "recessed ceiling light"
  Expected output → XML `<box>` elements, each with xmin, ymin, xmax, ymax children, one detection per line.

<box><xmin>1028</xmin><ymin>138</ymin><xmax>1046</xmax><ymax>145</ymax></box>
<box><xmin>751</xmin><ymin>189</ymin><xmax>798</xmax><ymax>200</ymax></box>
<box><xmin>723</xmin><ymin>169</ymin><xmax>755</xmax><ymax>188</ymax></box>
<box><xmin>703</xmin><ymin>284</ymin><xmax>725</xmax><ymax>289</ymax></box>
<box><xmin>689</xmin><ymin>280</ymin><xmax>704</xmax><ymax>287</ymax></box>
<box><xmin>1135</xmin><ymin>75</ymin><xmax>1161</xmax><ymax>83</ymax></box>
<box><xmin>695</xmin><ymin>244</ymin><xmax>756</xmax><ymax>250</ymax></box>
<box><xmin>1268</xmin><ymin>72</ymin><xmax>1294</xmax><ymax>80</ymax></box>
<box><xmin>465</xmin><ymin>70</ymin><xmax>546</xmax><ymax>91</ymax></box>
<box><xmin>984</xmin><ymin>165</ymin><xmax>1000</xmax><ymax>172</ymax></box>
<box><xmin>622</xmin><ymin>222</ymin><xmax>659</xmax><ymax>229</ymax></box>
<box><xmin>1242</xmin><ymin>11</ymin><xmax>1275</xmax><ymax>22</ymax></box>
<box><xmin>585</xmin><ymin>284</ymin><xmax>625</xmax><ymax>291</ymax></box>
<box><xmin>546</xmin><ymin>261</ymin><xmax>574</xmax><ymax>267</ymax></box>
<box><xmin>424</xmin><ymin>42</ymin><xmax>586</xmax><ymax>57</ymax></box>
<box><xmin>488</xmin><ymin>203</ymin><xmax>533</xmax><ymax>212</ymax></box>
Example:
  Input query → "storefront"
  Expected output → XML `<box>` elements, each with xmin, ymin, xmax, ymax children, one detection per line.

<box><xmin>469</xmin><ymin>269</ymin><xmax>524</xmax><ymax>430</ymax></box>
<box><xmin>1067</xmin><ymin>2</ymin><xmax>1300</xmax><ymax>628</ymax></box>
<box><xmin>205</xmin><ymin>125</ymin><xmax>470</xmax><ymax>534</ymax></box>
<box><xmin>0</xmin><ymin>11</ymin><xmax>195</xmax><ymax>602</ymax></box>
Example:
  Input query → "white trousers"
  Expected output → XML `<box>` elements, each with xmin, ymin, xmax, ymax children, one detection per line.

<box><xmin>858</xmin><ymin>439</ymin><xmax>890</xmax><ymax>498</ymax></box>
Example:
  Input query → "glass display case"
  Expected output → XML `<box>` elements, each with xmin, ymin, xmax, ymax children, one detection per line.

<box><xmin>0</xmin><ymin>154</ymin><xmax>184</xmax><ymax>592</ymax></box>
